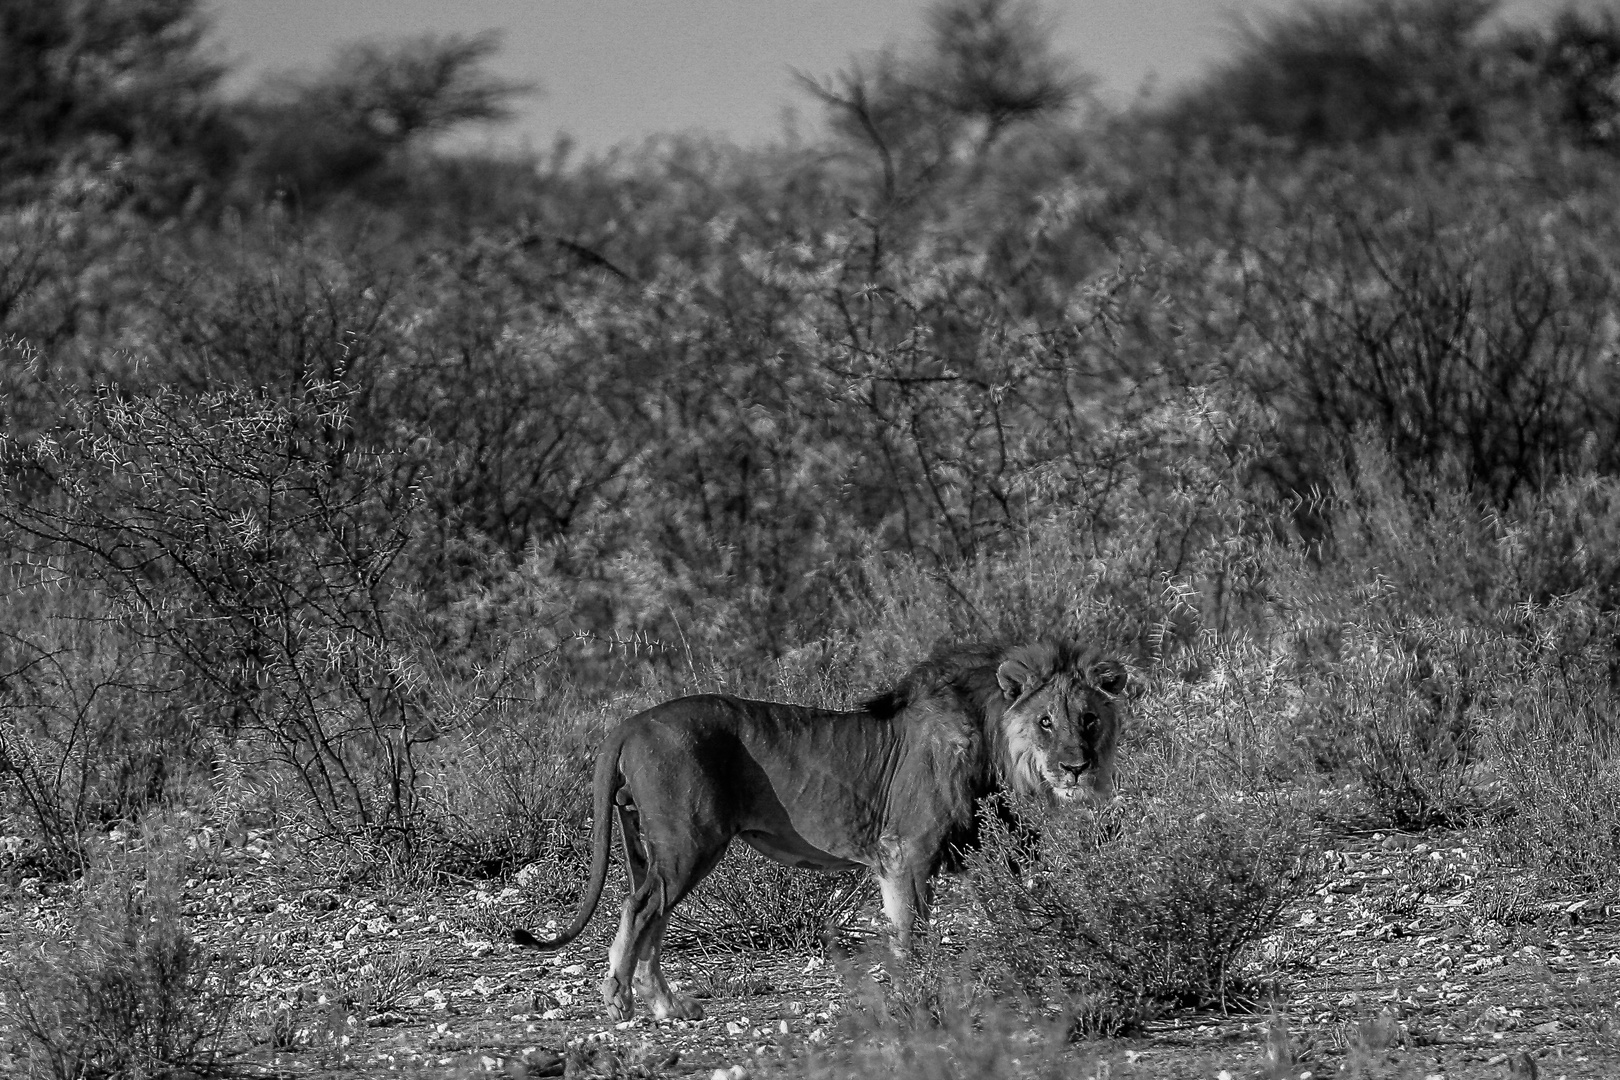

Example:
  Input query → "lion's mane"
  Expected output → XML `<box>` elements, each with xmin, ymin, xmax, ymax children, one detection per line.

<box><xmin>861</xmin><ymin>639</ymin><xmax>1110</xmax><ymax>863</ymax></box>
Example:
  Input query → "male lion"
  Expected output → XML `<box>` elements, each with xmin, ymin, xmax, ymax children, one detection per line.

<box><xmin>512</xmin><ymin>640</ymin><xmax>1127</xmax><ymax>1021</ymax></box>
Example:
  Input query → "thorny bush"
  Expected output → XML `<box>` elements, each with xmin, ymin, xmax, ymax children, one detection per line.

<box><xmin>967</xmin><ymin>790</ymin><xmax>1324</xmax><ymax>1036</ymax></box>
<box><xmin>0</xmin><ymin>844</ymin><xmax>241</xmax><ymax>1080</ymax></box>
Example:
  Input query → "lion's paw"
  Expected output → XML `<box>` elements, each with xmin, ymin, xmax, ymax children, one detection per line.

<box><xmin>601</xmin><ymin>976</ymin><xmax>633</xmax><ymax>1021</ymax></box>
<box><xmin>656</xmin><ymin>995</ymin><xmax>704</xmax><ymax>1021</ymax></box>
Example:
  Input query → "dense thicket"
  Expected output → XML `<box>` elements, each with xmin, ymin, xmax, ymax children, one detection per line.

<box><xmin>5</xmin><ymin>0</ymin><xmax>1620</xmax><ymax>869</ymax></box>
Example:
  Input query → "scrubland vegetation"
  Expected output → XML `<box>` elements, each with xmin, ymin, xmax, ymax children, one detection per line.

<box><xmin>5</xmin><ymin>0</ymin><xmax>1620</xmax><ymax>1074</ymax></box>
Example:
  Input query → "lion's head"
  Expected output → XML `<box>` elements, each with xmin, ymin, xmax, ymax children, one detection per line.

<box><xmin>865</xmin><ymin>639</ymin><xmax>1128</xmax><ymax>806</ymax></box>
<box><xmin>991</xmin><ymin>641</ymin><xmax>1127</xmax><ymax>805</ymax></box>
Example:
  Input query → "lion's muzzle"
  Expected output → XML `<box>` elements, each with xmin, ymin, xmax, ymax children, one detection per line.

<box><xmin>1049</xmin><ymin>774</ymin><xmax>1113</xmax><ymax>805</ymax></box>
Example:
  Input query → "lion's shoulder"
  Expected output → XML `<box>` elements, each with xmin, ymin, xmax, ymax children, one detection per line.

<box><xmin>862</xmin><ymin>642</ymin><xmax>1003</xmax><ymax>719</ymax></box>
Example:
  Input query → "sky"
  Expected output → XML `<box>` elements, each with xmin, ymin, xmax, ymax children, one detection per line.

<box><xmin>208</xmin><ymin>0</ymin><xmax>1582</xmax><ymax>155</ymax></box>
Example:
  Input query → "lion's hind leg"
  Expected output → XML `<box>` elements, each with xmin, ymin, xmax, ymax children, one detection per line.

<box><xmin>601</xmin><ymin>894</ymin><xmax>642</xmax><ymax>1020</ymax></box>
<box><xmin>620</xmin><ymin>841</ymin><xmax>725</xmax><ymax>1020</ymax></box>
<box><xmin>601</xmin><ymin>804</ymin><xmax>649</xmax><ymax>1020</ymax></box>
<box><xmin>600</xmin><ymin>802</ymin><xmax>724</xmax><ymax>1020</ymax></box>
<box><xmin>632</xmin><ymin>913</ymin><xmax>703</xmax><ymax>1020</ymax></box>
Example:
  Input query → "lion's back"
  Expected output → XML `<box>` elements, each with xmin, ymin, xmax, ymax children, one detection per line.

<box><xmin>620</xmin><ymin>693</ymin><xmax>892</xmax><ymax>760</ymax></box>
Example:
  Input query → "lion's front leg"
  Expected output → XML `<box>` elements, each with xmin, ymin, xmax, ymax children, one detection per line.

<box><xmin>876</xmin><ymin>863</ymin><xmax>935</xmax><ymax>955</ymax></box>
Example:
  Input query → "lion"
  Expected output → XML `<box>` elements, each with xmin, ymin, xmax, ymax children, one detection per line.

<box><xmin>512</xmin><ymin>640</ymin><xmax>1127</xmax><ymax>1021</ymax></box>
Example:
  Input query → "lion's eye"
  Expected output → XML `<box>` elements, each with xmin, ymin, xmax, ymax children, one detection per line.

<box><xmin>1038</xmin><ymin>714</ymin><xmax>1054</xmax><ymax>731</ymax></box>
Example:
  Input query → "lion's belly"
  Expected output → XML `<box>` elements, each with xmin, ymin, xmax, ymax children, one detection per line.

<box><xmin>733</xmin><ymin>760</ymin><xmax>888</xmax><ymax>870</ymax></box>
<box><xmin>737</xmin><ymin>828</ymin><xmax>866</xmax><ymax>872</ymax></box>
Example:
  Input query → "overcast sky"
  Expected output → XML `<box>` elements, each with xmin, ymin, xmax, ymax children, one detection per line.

<box><xmin>208</xmin><ymin>0</ymin><xmax>1581</xmax><ymax>155</ymax></box>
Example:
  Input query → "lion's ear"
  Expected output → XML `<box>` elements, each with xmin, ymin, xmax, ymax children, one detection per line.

<box><xmin>996</xmin><ymin>659</ymin><xmax>1033</xmax><ymax>700</ymax></box>
<box><xmin>1089</xmin><ymin>660</ymin><xmax>1127</xmax><ymax>695</ymax></box>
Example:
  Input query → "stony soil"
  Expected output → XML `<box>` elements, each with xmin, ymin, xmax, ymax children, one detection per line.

<box><xmin>7</xmin><ymin>827</ymin><xmax>1618</xmax><ymax>1079</ymax></box>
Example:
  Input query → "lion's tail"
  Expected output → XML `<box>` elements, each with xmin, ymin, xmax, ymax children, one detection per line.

<box><xmin>511</xmin><ymin>726</ymin><xmax>625</xmax><ymax>952</ymax></box>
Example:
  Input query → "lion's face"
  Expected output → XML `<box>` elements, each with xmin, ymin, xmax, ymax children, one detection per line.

<box><xmin>997</xmin><ymin>661</ymin><xmax>1126</xmax><ymax>805</ymax></box>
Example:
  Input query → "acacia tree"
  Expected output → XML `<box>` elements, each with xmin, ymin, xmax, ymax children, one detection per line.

<box><xmin>238</xmin><ymin>31</ymin><xmax>533</xmax><ymax>206</ymax></box>
<box><xmin>0</xmin><ymin>382</ymin><xmax>438</xmax><ymax>842</ymax></box>
<box><xmin>798</xmin><ymin>0</ymin><xmax>1083</xmax><ymax>205</ymax></box>
<box><xmin>1169</xmin><ymin>0</ymin><xmax>1498</xmax><ymax>149</ymax></box>
<box><xmin>0</xmin><ymin>0</ymin><xmax>232</xmax><ymax>210</ymax></box>
<box><xmin>921</xmin><ymin>0</ymin><xmax>1088</xmax><ymax>154</ymax></box>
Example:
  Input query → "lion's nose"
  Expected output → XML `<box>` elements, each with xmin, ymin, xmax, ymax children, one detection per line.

<box><xmin>1059</xmin><ymin>760</ymin><xmax>1088</xmax><ymax>780</ymax></box>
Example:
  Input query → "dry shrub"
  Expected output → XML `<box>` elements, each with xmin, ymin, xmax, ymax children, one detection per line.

<box><xmin>966</xmin><ymin>789</ymin><xmax>1323</xmax><ymax>1036</ymax></box>
<box><xmin>1473</xmin><ymin>600</ymin><xmax>1620</xmax><ymax>896</ymax></box>
<box><xmin>671</xmin><ymin>845</ymin><xmax>870</xmax><ymax>952</ymax></box>
<box><xmin>1</xmin><ymin>382</ymin><xmax>434</xmax><ymax>843</ymax></box>
<box><xmin>414</xmin><ymin>695</ymin><xmax>600</xmax><ymax>881</ymax></box>
<box><xmin>781</xmin><ymin>962</ymin><xmax>1087</xmax><ymax>1080</ymax></box>
<box><xmin>1283</xmin><ymin>619</ymin><xmax>1493</xmax><ymax>830</ymax></box>
<box><xmin>0</xmin><ymin>848</ymin><xmax>240</xmax><ymax>1080</ymax></box>
<box><xmin>0</xmin><ymin>587</ymin><xmax>211</xmax><ymax>878</ymax></box>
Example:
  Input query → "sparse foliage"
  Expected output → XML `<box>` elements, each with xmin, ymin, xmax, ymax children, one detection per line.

<box><xmin>0</xmin><ymin>848</ymin><xmax>240</xmax><ymax>1080</ymax></box>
